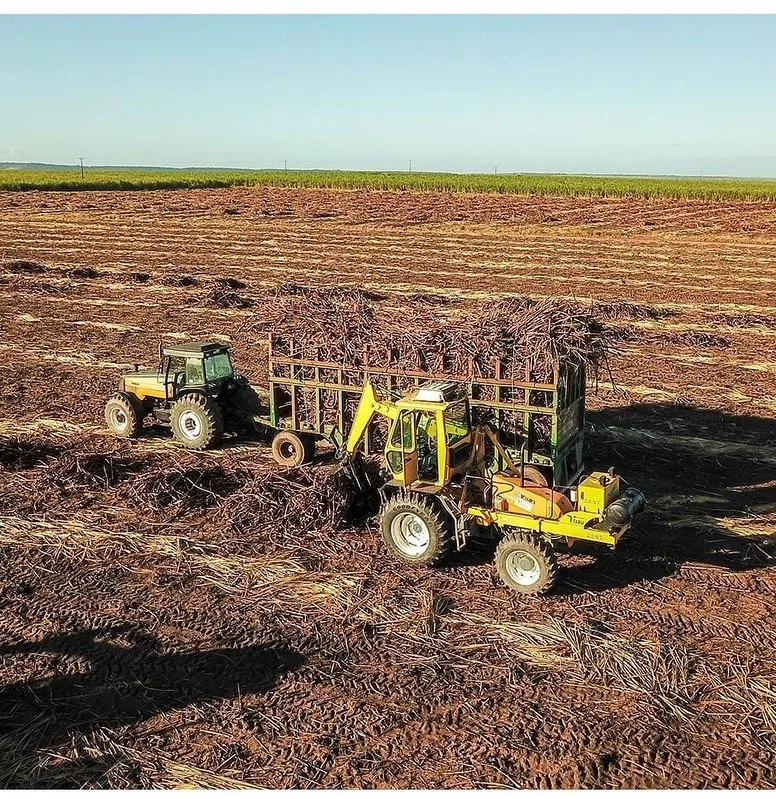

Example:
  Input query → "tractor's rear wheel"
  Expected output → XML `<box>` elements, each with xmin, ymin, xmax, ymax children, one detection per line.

<box><xmin>105</xmin><ymin>393</ymin><xmax>143</xmax><ymax>438</ymax></box>
<box><xmin>271</xmin><ymin>430</ymin><xmax>313</xmax><ymax>467</ymax></box>
<box><xmin>170</xmin><ymin>393</ymin><xmax>224</xmax><ymax>450</ymax></box>
<box><xmin>495</xmin><ymin>531</ymin><xmax>558</xmax><ymax>595</ymax></box>
<box><xmin>379</xmin><ymin>493</ymin><xmax>452</xmax><ymax>566</ymax></box>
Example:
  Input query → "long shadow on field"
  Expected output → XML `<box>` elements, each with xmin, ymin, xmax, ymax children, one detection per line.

<box><xmin>0</xmin><ymin>627</ymin><xmax>305</xmax><ymax>788</ymax></box>
<box><xmin>557</xmin><ymin>403</ymin><xmax>776</xmax><ymax>594</ymax></box>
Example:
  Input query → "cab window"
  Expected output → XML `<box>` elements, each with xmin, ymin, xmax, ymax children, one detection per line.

<box><xmin>444</xmin><ymin>401</ymin><xmax>470</xmax><ymax>446</ymax></box>
<box><xmin>167</xmin><ymin>355</ymin><xmax>186</xmax><ymax>383</ymax></box>
<box><xmin>186</xmin><ymin>358</ymin><xmax>205</xmax><ymax>385</ymax></box>
<box><xmin>390</xmin><ymin>412</ymin><xmax>415</xmax><ymax>450</ymax></box>
<box><xmin>416</xmin><ymin>411</ymin><xmax>438</xmax><ymax>481</ymax></box>
<box><xmin>204</xmin><ymin>352</ymin><xmax>234</xmax><ymax>382</ymax></box>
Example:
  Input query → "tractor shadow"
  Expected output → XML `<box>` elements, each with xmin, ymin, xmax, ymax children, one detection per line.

<box><xmin>0</xmin><ymin>627</ymin><xmax>305</xmax><ymax>788</ymax></box>
<box><xmin>553</xmin><ymin>402</ymin><xmax>776</xmax><ymax>594</ymax></box>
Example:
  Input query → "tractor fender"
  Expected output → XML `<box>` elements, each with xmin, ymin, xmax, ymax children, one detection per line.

<box><xmin>113</xmin><ymin>389</ymin><xmax>147</xmax><ymax>414</ymax></box>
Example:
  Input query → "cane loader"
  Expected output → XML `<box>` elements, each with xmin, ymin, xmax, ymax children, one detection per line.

<box><xmin>341</xmin><ymin>380</ymin><xmax>645</xmax><ymax>595</ymax></box>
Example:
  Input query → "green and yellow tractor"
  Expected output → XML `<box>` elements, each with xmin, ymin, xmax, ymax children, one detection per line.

<box><xmin>104</xmin><ymin>341</ymin><xmax>261</xmax><ymax>450</ymax></box>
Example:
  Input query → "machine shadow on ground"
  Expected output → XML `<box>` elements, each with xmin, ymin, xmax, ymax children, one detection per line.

<box><xmin>0</xmin><ymin>629</ymin><xmax>305</xmax><ymax>788</ymax></box>
<box><xmin>556</xmin><ymin>402</ymin><xmax>776</xmax><ymax>593</ymax></box>
<box><xmin>443</xmin><ymin>402</ymin><xmax>776</xmax><ymax>594</ymax></box>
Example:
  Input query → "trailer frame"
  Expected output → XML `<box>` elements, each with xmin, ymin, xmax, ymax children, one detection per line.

<box><xmin>265</xmin><ymin>334</ymin><xmax>586</xmax><ymax>488</ymax></box>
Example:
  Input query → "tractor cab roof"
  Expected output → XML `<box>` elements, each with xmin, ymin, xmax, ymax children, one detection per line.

<box><xmin>162</xmin><ymin>341</ymin><xmax>230</xmax><ymax>358</ymax></box>
<box><xmin>398</xmin><ymin>381</ymin><xmax>466</xmax><ymax>409</ymax></box>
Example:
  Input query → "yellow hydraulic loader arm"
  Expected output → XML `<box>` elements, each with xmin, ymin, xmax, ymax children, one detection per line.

<box><xmin>339</xmin><ymin>380</ymin><xmax>400</xmax><ymax>493</ymax></box>
<box><xmin>345</xmin><ymin>380</ymin><xmax>400</xmax><ymax>455</ymax></box>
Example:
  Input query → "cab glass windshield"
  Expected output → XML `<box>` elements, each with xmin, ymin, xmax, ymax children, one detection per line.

<box><xmin>204</xmin><ymin>352</ymin><xmax>234</xmax><ymax>381</ymax></box>
<box><xmin>444</xmin><ymin>401</ymin><xmax>470</xmax><ymax>446</ymax></box>
<box><xmin>390</xmin><ymin>412</ymin><xmax>415</xmax><ymax>450</ymax></box>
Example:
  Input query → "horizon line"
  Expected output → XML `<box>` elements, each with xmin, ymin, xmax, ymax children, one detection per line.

<box><xmin>3</xmin><ymin>161</ymin><xmax>776</xmax><ymax>181</ymax></box>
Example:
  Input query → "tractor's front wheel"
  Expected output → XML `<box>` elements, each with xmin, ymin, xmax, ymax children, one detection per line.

<box><xmin>379</xmin><ymin>493</ymin><xmax>452</xmax><ymax>566</ymax></box>
<box><xmin>105</xmin><ymin>393</ymin><xmax>143</xmax><ymax>438</ymax></box>
<box><xmin>170</xmin><ymin>393</ymin><xmax>225</xmax><ymax>450</ymax></box>
<box><xmin>495</xmin><ymin>531</ymin><xmax>558</xmax><ymax>595</ymax></box>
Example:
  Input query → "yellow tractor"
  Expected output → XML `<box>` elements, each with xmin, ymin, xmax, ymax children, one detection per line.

<box><xmin>104</xmin><ymin>341</ymin><xmax>261</xmax><ymax>450</ymax></box>
<box><xmin>343</xmin><ymin>380</ymin><xmax>645</xmax><ymax>594</ymax></box>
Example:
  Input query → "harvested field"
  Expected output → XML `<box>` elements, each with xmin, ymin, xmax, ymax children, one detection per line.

<box><xmin>1</xmin><ymin>186</ymin><xmax>775</xmax><ymax>788</ymax></box>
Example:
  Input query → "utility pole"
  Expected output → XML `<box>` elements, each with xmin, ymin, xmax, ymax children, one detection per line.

<box><xmin>408</xmin><ymin>159</ymin><xmax>412</xmax><ymax>174</ymax></box>
<box><xmin>284</xmin><ymin>160</ymin><xmax>288</xmax><ymax>173</ymax></box>
<box><xmin>495</xmin><ymin>165</ymin><xmax>498</xmax><ymax>175</ymax></box>
<box><xmin>79</xmin><ymin>157</ymin><xmax>84</xmax><ymax>178</ymax></box>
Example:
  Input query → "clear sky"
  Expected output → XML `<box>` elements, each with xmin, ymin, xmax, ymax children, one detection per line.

<box><xmin>2</xmin><ymin>14</ymin><xmax>775</xmax><ymax>176</ymax></box>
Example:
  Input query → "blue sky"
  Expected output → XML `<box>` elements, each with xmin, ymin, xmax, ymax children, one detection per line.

<box><xmin>2</xmin><ymin>14</ymin><xmax>775</xmax><ymax>176</ymax></box>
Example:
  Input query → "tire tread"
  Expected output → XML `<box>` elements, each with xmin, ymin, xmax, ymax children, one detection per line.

<box><xmin>171</xmin><ymin>392</ymin><xmax>225</xmax><ymax>450</ymax></box>
<box><xmin>105</xmin><ymin>392</ymin><xmax>143</xmax><ymax>438</ymax></box>
<box><xmin>495</xmin><ymin>530</ymin><xmax>558</xmax><ymax>595</ymax></box>
<box><xmin>379</xmin><ymin>491</ymin><xmax>452</xmax><ymax>566</ymax></box>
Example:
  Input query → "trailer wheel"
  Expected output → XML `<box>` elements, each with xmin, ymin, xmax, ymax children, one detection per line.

<box><xmin>495</xmin><ymin>531</ymin><xmax>558</xmax><ymax>595</ymax></box>
<box><xmin>379</xmin><ymin>493</ymin><xmax>452</xmax><ymax>566</ymax></box>
<box><xmin>272</xmin><ymin>431</ymin><xmax>311</xmax><ymax>467</ymax></box>
<box><xmin>105</xmin><ymin>393</ymin><xmax>143</xmax><ymax>438</ymax></box>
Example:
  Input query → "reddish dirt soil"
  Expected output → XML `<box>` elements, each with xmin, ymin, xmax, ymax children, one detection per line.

<box><xmin>0</xmin><ymin>186</ymin><xmax>775</xmax><ymax>788</ymax></box>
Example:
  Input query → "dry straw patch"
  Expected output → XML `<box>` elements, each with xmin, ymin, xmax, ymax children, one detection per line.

<box><xmin>0</xmin><ymin>724</ymin><xmax>260</xmax><ymax>790</ymax></box>
<box><xmin>0</xmin><ymin>516</ymin><xmax>358</xmax><ymax>610</ymax></box>
<box><xmin>705</xmin><ymin>663</ymin><xmax>776</xmax><ymax>743</ymax></box>
<box><xmin>457</xmin><ymin>612</ymin><xmax>699</xmax><ymax>723</ymax></box>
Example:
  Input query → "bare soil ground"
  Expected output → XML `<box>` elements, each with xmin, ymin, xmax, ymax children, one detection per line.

<box><xmin>0</xmin><ymin>187</ymin><xmax>775</xmax><ymax>788</ymax></box>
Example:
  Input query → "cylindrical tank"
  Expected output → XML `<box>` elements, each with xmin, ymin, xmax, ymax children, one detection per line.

<box><xmin>605</xmin><ymin>488</ymin><xmax>646</xmax><ymax>527</ymax></box>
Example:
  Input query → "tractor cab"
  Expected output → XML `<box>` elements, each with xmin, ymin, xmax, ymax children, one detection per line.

<box><xmin>120</xmin><ymin>341</ymin><xmax>235</xmax><ymax>403</ymax></box>
<box><xmin>385</xmin><ymin>382</ymin><xmax>474</xmax><ymax>489</ymax></box>
<box><xmin>158</xmin><ymin>341</ymin><xmax>235</xmax><ymax>400</ymax></box>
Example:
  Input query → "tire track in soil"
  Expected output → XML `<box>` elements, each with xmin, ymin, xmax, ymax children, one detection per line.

<box><xmin>2</xmin><ymin>187</ymin><xmax>776</xmax><ymax>788</ymax></box>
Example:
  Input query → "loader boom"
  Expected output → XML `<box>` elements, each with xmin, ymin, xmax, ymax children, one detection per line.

<box><xmin>345</xmin><ymin>380</ymin><xmax>400</xmax><ymax>455</ymax></box>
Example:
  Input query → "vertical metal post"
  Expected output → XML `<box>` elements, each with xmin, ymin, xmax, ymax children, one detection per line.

<box><xmin>289</xmin><ymin>338</ymin><xmax>298</xmax><ymax>429</ymax></box>
<box><xmin>315</xmin><ymin>346</ymin><xmax>321</xmax><ymax>434</ymax></box>
<box><xmin>495</xmin><ymin>357</ymin><xmax>504</xmax><ymax>473</ymax></box>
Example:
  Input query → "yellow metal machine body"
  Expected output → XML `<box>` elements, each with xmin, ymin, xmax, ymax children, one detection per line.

<box><xmin>346</xmin><ymin>380</ymin><xmax>640</xmax><ymax>547</ymax></box>
<box><xmin>120</xmin><ymin>372</ymin><xmax>168</xmax><ymax>401</ymax></box>
<box><xmin>466</xmin><ymin>472</ymin><xmax>630</xmax><ymax>546</ymax></box>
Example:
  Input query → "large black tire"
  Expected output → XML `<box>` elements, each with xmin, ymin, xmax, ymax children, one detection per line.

<box><xmin>379</xmin><ymin>493</ymin><xmax>452</xmax><ymax>566</ymax></box>
<box><xmin>104</xmin><ymin>393</ymin><xmax>143</xmax><ymax>438</ymax></box>
<box><xmin>302</xmin><ymin>435</ymin><xmax>316</xmax><ymax>462</ymax></box>
<box><xmin>170</xmin><ymin>393</ymin><xmax>225</xmax><ymax>450</ymax></box>
<box><xmin>271</xmin><ymin>430</ymin><xmax>313</xmax><ymax>467</ymax></box>
<box><xmin>495</xmin><ymin>531</ymin><xmax>558</xmax><ymax>595</ymax></box>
